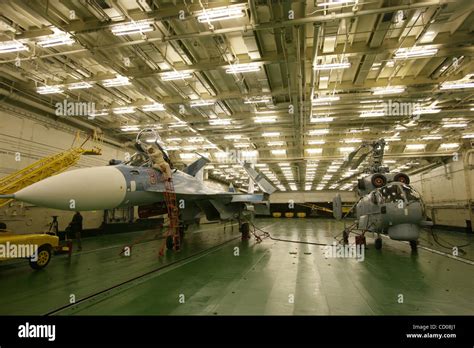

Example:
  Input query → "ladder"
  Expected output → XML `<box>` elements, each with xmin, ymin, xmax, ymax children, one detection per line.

<box><xmin>158</xmin><ymin>177</ymin><xmax>181</xmax><ymax>256</ymax></box>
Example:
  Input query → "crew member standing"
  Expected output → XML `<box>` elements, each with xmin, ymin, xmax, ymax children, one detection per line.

<box><xmin>148</xmin><ymin>147</ymin><xmax>172</xmax><ymax>181</ymax></box>
<box><xmin>70</xmin><ymin>211</ymin><xmax>83</xmax><ymax>251</ymax></box>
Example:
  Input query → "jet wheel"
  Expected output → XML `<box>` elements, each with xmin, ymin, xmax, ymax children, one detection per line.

<box><xmin>240</xmin><ymin>223</ymin><xmax>250</xmax><ymax>240</ymax></box>
<box><xmin>409</xmin><ymin>240</ymin><xmax>418</xmax><ymax>253</ymax></box>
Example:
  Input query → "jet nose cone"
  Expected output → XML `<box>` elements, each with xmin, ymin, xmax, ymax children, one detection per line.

<box><xmin>15</xmin><ymin>166</ymin><xmax>127</xmax><ymax>211</ymax></box>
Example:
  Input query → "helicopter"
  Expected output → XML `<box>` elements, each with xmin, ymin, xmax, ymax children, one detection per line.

<box><xmin>332</xmin><ymin>139</ymin><xmax>432</xmax><ymax>252</ymax></box>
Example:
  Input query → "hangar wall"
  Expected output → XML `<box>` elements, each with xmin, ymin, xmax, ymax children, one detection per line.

<box><xmin>410</xmin><ymin>150</ymin><xmax>474</xmax><ymax>230</ymax></box>
<box><xmin>0</xmin><ymin>108</ymin><xmax>129</xmax><ymax>234</ymax></box>
<box><xmin>269</xmin><ymin>191</ymin><xmax>357</xmax><ymax>204</ymax></box>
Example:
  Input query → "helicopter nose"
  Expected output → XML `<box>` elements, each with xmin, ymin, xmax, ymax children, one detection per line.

<box><xmin>14</xmin><ymin>166</ymin><xmax>127</xmax><ymax>211</ymax></box>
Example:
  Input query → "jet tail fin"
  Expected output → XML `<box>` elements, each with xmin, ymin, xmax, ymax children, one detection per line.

<box><xmin>183</xmin><ymin>155</ymin><xmax>210</xmax><ymax>177</ymax></box>
<box><xmin>242</xmin><ymin>162</ymin><xmax>277</xmax><ymax>195</ymax></box>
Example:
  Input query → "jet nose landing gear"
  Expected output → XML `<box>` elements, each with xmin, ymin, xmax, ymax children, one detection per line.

<box><xmin>239</xmin><ymin>222</ymin><xmax>251</xmax><ymax>241</ymax></box>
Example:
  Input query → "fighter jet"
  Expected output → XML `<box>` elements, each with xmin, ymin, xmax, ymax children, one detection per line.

<box><xmin>332</xmin><ymin>139</ymin><xmax>432</xmax><ymax>252</ymax></box>
<box><xmin>0</xmin><ymin>130</ymin><xmax>276</xmax><ymax>245</ymax></box>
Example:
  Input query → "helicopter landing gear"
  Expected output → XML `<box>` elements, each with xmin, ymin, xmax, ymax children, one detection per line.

<box><xmin>375</xmin><ymin>237</ymin><xmax>382</xmax><ymax>250</ymax></box>
<box><xmin>409</xmin><ymin>240</ymin><xmax>418</xmax><ymax>253</ymax></box>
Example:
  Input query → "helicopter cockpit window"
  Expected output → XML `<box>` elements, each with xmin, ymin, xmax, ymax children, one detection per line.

<box><xmin>402</xmin><ymin>185</ymin><xmax>420</xmax><ymax>201</ymax></box>
<box><xmin>380</xmin><ymin>184</ymin><xmax>403</xmax><ymax>203</ymax></box>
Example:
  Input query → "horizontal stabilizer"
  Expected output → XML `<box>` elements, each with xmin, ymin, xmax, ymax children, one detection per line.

<box><xmin>184</xmin><ymin>155</ymin><xmax>211</xmax><ymax>177</ymax></box>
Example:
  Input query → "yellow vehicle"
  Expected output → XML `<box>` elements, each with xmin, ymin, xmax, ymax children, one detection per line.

<box><xmin>0</xmin><ymin>224</ymin><xmax>59</xmax><ymax>270</ymax></box>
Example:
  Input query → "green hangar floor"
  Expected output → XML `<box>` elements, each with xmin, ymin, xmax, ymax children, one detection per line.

<box><xmin>0</xmin><ymin>218</ymin><xmax>473</xmax><ymax>315</ymax></box>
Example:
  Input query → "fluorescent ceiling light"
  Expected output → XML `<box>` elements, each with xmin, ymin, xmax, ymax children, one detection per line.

<box><xmin>339</xmin><ymin>147</ymin><xmax>355</xmax><ymax>153</ymax></box>
<box><xmin>102</xmin><ymin>76</ymin><xmax>131</xmax><ymax>87</ymax></box>
<box><xmin>38</xmin><ymin>34</ymin><xmax>75</xmax><ymax>47</ymax></box>
<box><xmin>308</xmin><ymin>140</ymin><xmax>325</xmax><ymax>145</ymax></box>
<box><xmin>168</xmin><ymin>123</ymin><xmax>187</xmax><ymax>128</ymax></box>
<box><xmin>384</xmin><ymin>160</ymin><xmax>396</xmax><ymax>164</ymax></box>
<box><xmin>167</xmin><ymin>137</ymin><xmax>182</xmax><ymax>142</ymax></box>
<box><xmin>37</xmin><ymin>85</ymin><xmax>63</xmax><ymax>94</ymax></box>
<box><xmin>344</xmin><ymin>139</ymin><xmax>362</xmax><ymax>143</ymax></box>
<box><xmin>262</xmin><ymin>132</ymin><xmax>280</xmax><ymax>137</ymax></box>
<box><xmin>89</xmin><ymin>110</ymin><xmax>108</xmax><ymax>118</ymax></box>
<box><xmin>226</xmin><ymin>63</ymin><xmax>261</xmax><ymax>74</ymax></box>
<box><xmin>306</xmin><ymin>148</ymin><xmax>323</xmax><ymax>154</ymax></box>
<box><xmin>161</xmin><ymin>71</ymin><xmax>193</xmax><ymax>81</ymax></box>
<box><xmin>224</xmin><ymin>134</ymin><xmax>242</xmax><ymax>140</ymax></box>
<box><xmin>312</xmin><ymin>96</ymin><xmax>340</xmax><ymax>104</ymax></box>
<box><xmin>271</xmin><ymin>149</ymin><xmax>286</xmax><ymax>155</ymax></box>
<box><xmin>190</xmin><ymin>100</ymin><xmax>214</xmax><ymax>107</ymax></box>
<box><xmin>209</xmin><ymin>119</ymin><xmax>231</xmax><ymax>126</ymax></box>
<box><xmin>422</xmin><ymin>135</ymin><xmax>442</xmax><ymax>140</ymax></box>
<box><xmin>113</xmin><ymin>106</ymin><xmax>135</xmax><ymax>114</ymax></box>
<box><xmin>234</xmin><ymin>143</ymin><xmax>251</xmax><ymax>148</ymax></box>
<box><xmin>360</xmin><ymin>111</ymin><xmax>385</xmax><ymax>117</ymax></box>
<box><xmin>309</xmin><ymin>129</ymin><xmax>329</xmax><ymax>135</ymax></box>
<box><xmin>442</xmin><ymin>123</ymin><xmax>467</xmax><ymax>128</ymax></box>
<box><xmin>440</xmin><ymin>81</ymin><xmax>474</xmax><ymax>90</ymax></box>
<box><xmin>311</xmin><ymin>117</ymin><xmax>334</xmax><ymax>123</ymax></box>
<box><xmin>255</xmin><ymin>116</ymin><xmax>277</xmax><ymax>123</ymax></box>
<box><xmin>318</xmin><ymin>0</ymin><xmax>356</xmax><ymax>6</ymax></box>
<box><xmin>67</xmin><ymin>81</ymin><xmax>92</xmax><ymax>90</ymax></box>
<box><xmin>0</xmin><ymin>41</ymin><xmax>29</xmax><ymax>53</ymax></box>
<box><xmin>267</xmin><ymin>141</ymin><xmax>285</xmax><ymax>146</ymax></box>
<box><xmin>372</xmin><ymin>86</ymin><xmax>405</xmax><ymax>95</ymax></box>
<box><xmin>413</xmin><ymin>108</ymin><xmax>441</xmax><ymax>115</ymax></box>
<box><xmin>244</xmin><ymin>96</ymin><xmax>271</xmax><ymax>104</ymax></box>
<box><xmin>440</xmin><ymin>143</ymin><xmax>459</xmax><ymax>149</ymax></box>
<box><xmin>197</xmin><ymin>6</ymin><xmax>245</xmax><ymax>23</ymax></box>
<box><xmin>313</xmin><ymin>62</ymin><xmax>351</xmax><ymax>71</ymax></box>
<box><xmin>111</xmin><ymin>21</ymin><xmax>153</xmax><ymax>36</ymax></box>
<box><xmin>405</xmin><ymin>144</ymin><xmax>426</xmax><ymax>150</ymax></box>
<box><xmin>394</xmin><ymin>47</ymin><xmax>438</xmax><ymax>59</ymax></box>
<box><xmin>142</xmin><ymin>103</ymin><xmax>165</xmax><ymax>111</ymax></box>
<box><xmin>462</xmin><ymin>134</ymin><xmax>474</xmax><ymax>139</ymax></box>
<box><xmin>121</xmin><ymin>125</ymin><xmax>140</xmax><ymax>132</ymax></box>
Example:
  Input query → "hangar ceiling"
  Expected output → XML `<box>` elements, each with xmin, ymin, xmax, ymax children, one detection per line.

<box><xmin>0</xmin><ymin>0</ymin><xmax>473</xmax><ymax>192</ymax></box>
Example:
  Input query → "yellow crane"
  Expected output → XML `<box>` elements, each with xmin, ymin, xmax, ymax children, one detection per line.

<box><xmin>0</xmin><ymin>131</ymin><xmax>102</xmax><ymax>208</ymax></box>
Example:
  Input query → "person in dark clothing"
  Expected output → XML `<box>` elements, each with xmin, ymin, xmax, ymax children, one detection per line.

<box><xmin>69</xmin><ymin>212</ymin><xmax>83</xmax><ymax>251</ymax></box>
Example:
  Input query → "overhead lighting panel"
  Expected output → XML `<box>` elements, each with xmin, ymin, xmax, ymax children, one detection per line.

<box><xmin>67</xmin><ymin>82</ymin><xmax>93</xmax><ymax>90</ymax></box>
<box><xmin>271</xmin><ymin>149</ymin><xmax>286</xmax><ymax>155</ymax></box>
<box><xmin>209</xmin><ymin>119</ymin><xmax>231</xmax><ymax>126</ymax></box>
<box><xmin>244</xmin><ymin>96</ymin><xmax>271</xmax><ymax>104</ymax></box>
<box><xmin>0</xmin><ymin>41</ymin><xmax>29</xmax><ymax>53</ymax></box>
<box><xmin>311</xmin><ymin>116</ymin><xmax>334</xmax><ymax>123</ymax></box>
<box><xmin>313</xmin><ymin>62</ymin><xmax>351</xmax><ymax>71</ymax></box>
<box><xmin>113</xmin><ymin>106</ymin><xmax>135</xmax><ymax>114</ymax></box>
<box><xmin>190</xmin><ymin>100</ymin><xmax>214</xmax><ymax>107</ymax></box>
<box><xmin>141</xmin><ymin>103</ymin><xmax>165</xmax><ymax>111</ymax></box>
<box><xmin>359</xmin><ymin>111</ymin><xmax>385</xmax><ymax>117</ymax></box>
<box><xmin>37</xmin><ymin>34</ymin><xmax>75</xmax><ymax>48</ymax></box>
<box><xmin>309</xmin><ymin>129</ymin><xmax>330</xmax><ymax>135</ymax></box>
<box><xmin>226</xmin><ymin>63</ymin><xmax>261</xmax><ymax>74</ymax></box>
<box><xmin>308</xmin><ymin>140</ymin><xmax>325</xmax><ymax>145</ymax></box>
<box><xmin>312</xmin><ymin>95</ymin><xmax>340</xmax><ymax>105</ymax></box>
<box><xmin>121</xmin><ymin>125</ymin><xmax>140</xmax><ymax>132</ymax></box>
<box><xmin>161</xmin><ymin>71</ymin><xmax>193</xmax><ymax>81</ymax></box>
<box><xmin>37</xmin><ymin>85</ymin><xmax>63</xmax><ymax>94</ymax></box>
<box><xmin>254</xmin><ymin>116</ymin><xmax>277</xmax><ymax>123</ymax></box>
<box><xmin>111</xmin><ymin>21</ymin><xmax>153</xmax><ymax>36</ymax></box>
<box><xmin>102</xmin><ymin>76</ymin><xmax>131</xmax><ymax>87</ymax></box>
<box><xmin>372</xmin><ymin>86</ymin><xmax>405</xmax><ymax>95</ymax></box>
<box><xmin>440</xmin><ymin>81</ymin><xmax>474</xmax><ymax>90</ymax></box>
<box><xmin>197</xmin><ymin>6</ymin><xmax>245</xmax><ymax>23</ymax></box>
<box><xmin>306</xmin><ymin>148</ymin><xmax>323</xmax><ymax>154</ymax></box>
<box><xmin>405</xmin><ymin>144</ymin><xmax>426</xmax><ymax>151</ymax></box>
<box><xmin>262</xmin><ymin>132</ymin><xmax>280</xmax><ymax>137</ymax></box>
<box><xmin>394</xmin><ymin>46</ymin><xmax>438</xmax><ymax>59</ymax></box>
